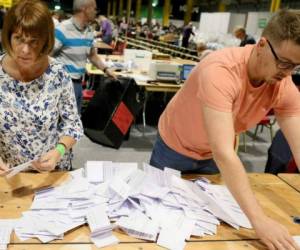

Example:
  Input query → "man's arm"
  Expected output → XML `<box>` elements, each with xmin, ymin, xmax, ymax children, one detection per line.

<box><xmin>88</xmin><ymin>47</ymin><xmax>116</xmax><ymax>79</ymax></box>
<box><xmin>51</xmin><ymin>28</ymin><xmax>64</xmax><ymax>56</ymax></box>
<box><xmin>277</xmin><ymin>115</ymin><xmax>300</xmax><ymax>171</ymax></box>
<box><xmin>202</xmin><ymin>106</ymin><xmax>299</xmax><ymax>250</ymax></box>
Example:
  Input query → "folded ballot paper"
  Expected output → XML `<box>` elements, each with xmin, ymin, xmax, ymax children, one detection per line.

<box><xmin>11</xmin><ymin>161</ymin><xmax>252</xmax><ymax>250</ymax></box>
<box><xmin>5</xmin><ymin>160</ymin><xmax>34</xmax><ymax>179</ymax></box>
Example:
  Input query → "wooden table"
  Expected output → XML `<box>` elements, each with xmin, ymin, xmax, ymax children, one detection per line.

<box><xmin>94</xmin><ymin>40</ymin><xmax>113</xmax><ymax>54</ymax></box>
<box><xmin>85</xmin><ymin>63</ymin><xmax>182</xmax><ymax>92</ymax></box>
<box><xmin>7</xmin><ymin>240</ymin><xmax>266</xmax><ymax>250</ymax></box>
<box><xmin>2</xmin><ymin>172</ymin><xmax>300</xmax><ymax>250</ymax></box>
<box><xmin>278</xmin><ymin>174</ymin><xmax>300</xmax><ymax>192</ymax></box>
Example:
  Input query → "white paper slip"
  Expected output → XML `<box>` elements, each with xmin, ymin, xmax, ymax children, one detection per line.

<box><xmin>116</xmin><ymin>212</ymin><xmax>158</xmax><ymax>241</ymax></box>
<box><xmin>6</xmin><ymin>160</ymin><xmax>34</xmax><ymax>178</ymax></box>
<box><xmin>294</xmin><ymin>236</ymin><xmax>300</xmax><ymax>246</ymax></box>
<box><xmin>86</xmin><ymin>204</ymin><xmax>110</xmax><ymax>233</ymax></box>
<box><xmin>91</xmin><ymin>233</ymin><xmax>119</xmax><ymax>248</ymax></box>
<box><xmin>0</xmin><ymin>227</ymin><xmax>12</xmax><ymax>244</ymax></box>
<box><xmin>0</xmin><ymin>245</ymin><xmax>7</xmax><ymax>250</ymax></box>
<box><xmin>0</xmin><ymin>220</ymin><xmax>14</xmax><ymax>250</ymax></box>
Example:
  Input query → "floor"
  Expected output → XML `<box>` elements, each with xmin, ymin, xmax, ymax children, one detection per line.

<box><xmin>73</xmin><ymin>122</ymin><xmax>279</xmax><ymax>173</ymax></box>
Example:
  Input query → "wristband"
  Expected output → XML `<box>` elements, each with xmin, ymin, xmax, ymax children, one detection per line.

<box><xmin>56</xmin><ymin>143</ymin><xmax>66</xmax><ymax>157</ymax></box>
<box><xmin>103</xmin><ymin>67</ymin><xmax>108</xmax><ymax>73</ymax></box>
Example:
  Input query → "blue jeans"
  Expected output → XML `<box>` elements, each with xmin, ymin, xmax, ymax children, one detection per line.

<box><xmin>102</xmin><ymin>35</ymin><xmax>112</xmax><ymax>45</ymax></box>
<box><xmin>150</xmin><ymin>134</ymin><xmax>219</xmax><ymax>174</ymax></box>
<box><xmin>73</xmin><ymin>81</ymin><xmax>82</xmax><ymax>114</ymax></box>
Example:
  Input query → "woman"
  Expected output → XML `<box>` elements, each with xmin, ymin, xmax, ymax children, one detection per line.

<box><xmin>0</xmin><ymin>0</ymin><xmax>83</xmax><ymax>174</ymax></box>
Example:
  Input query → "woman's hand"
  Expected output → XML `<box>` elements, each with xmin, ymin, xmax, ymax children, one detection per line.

<box><xmin>0</xmin><ymin>157</ymin><xmax>10</xmax><ymax>176</ymax></box>
<box><xmin>32</xmin><ymin>149</ymin><xmax>61</xmax><ymax>172</ymax></box>
<box><xmin>252</xmin><ymin>214</ymin><xmax>300</xmax><ymax>250</ymax></box>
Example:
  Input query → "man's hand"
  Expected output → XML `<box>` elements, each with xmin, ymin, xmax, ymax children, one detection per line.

<box><xmin>32</xmin><ymin>149</ymin><xmax>61</xmax><ymax>172</ymax></box>
<box><xmin>0</xmin><ymin>157</ymin><xmax>11</xmax><ymax>176</ymax></box>
<box><xmin>105</xmin><ymin>68</ymin><xmax>117</xmax><ymax>79</ymax></box>
<box><xmin>253</xmin><ymin>214</ymin><xmax>300</xmax><ymax>250</ymax></box>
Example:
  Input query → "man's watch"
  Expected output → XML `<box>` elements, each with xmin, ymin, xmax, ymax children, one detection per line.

<box><xmin>103</xmin><ymin>67</ymin><xmax>108</xmax><ymax>73</ymax></box>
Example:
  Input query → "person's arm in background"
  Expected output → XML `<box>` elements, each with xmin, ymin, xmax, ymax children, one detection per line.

<box><xmin>33</xmin><ymin>70</ymin><xmax>83</xmax><ymax>172</ymax></box>
<box><xmin>202</xmin><ymin>106</ymin><xmax>299</xmax><ymax>250</ymax></box>
<box><xmin>51</xmin><ymin>27</ymin><xmax>64</xmax><ymax>56</ymax></box>
<box><xmin>88</xmin><ymin>47</ymin><xmax>116</xmax><ymax>79</ymax></box>
<box><xmin>277</xmin><ymin>115</ymin><xmax>300</xmax><ymax>172</ymax></box>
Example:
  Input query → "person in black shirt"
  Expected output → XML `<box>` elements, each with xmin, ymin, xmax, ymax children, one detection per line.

<box><xmin>234</xmin><ymin>27</ymin><xmax>256</xmax><ymax>47</ymax></box>
<box><xmin>181</xmin><ymin>22</ymin><xmax>195</xmax><ymax>48</ymax></box>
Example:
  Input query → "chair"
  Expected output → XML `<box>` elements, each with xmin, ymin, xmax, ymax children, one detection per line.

<box><xmin>82</xmin><ymin>89</ymin><xmax>95</xmax><ymax>109</ymax></box>
<box><xmin>112</xmin><ymin>40</ymin><xmax>127</xmax><ymax>55</ymax></box>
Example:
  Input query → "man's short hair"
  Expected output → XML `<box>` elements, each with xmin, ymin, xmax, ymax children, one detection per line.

<box><xmin>73</xmin><ymin>0</ymin><xmax>93</xmax><ymax>13</ymax></box>
<box><xmin>262</xmin><ymin>9</ymin><xmax>300</xmax><ymax>45</ymax></box>
<box><xmin>2</xmin><ymin>0</ymin><xmax>54</xmax><ymax>56</ymax></box>
<box><xmin>234</xmin><ymin>26</ymin><xmax>246</xmax><ymax>35</ymax></box>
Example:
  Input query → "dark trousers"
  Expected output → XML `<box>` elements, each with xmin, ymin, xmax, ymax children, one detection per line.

<box><xmin>72</xmin><ymin>79</ymin><xmax>82</xmax><ymax>114</ymax></box>
<box><xmin>150</xmin><ymin>133</ymin><xmax>219</xmax><ymax>174</ymax></box>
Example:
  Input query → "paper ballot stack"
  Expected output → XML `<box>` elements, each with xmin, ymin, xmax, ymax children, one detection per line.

<box><xmin>7</xmin><ymin>161</ymin><xmax>252</xmax><ymax>250</ymax></box>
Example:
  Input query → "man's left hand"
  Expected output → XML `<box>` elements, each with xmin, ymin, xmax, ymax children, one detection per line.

<box><xmin>105</xmin><ymin>68</ymin><xmax>117</xmax><ymax>79</ymax></box>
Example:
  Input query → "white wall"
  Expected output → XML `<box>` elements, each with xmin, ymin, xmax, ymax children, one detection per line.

<box><xmin>246</xmin><ymin>12</ymin><xmax>272</xmax><ymax>40</ymax></box>
<box><xmin>199</xmin><ymin>12</ymin><xmax>231</xmax><ymax>34</ymax></box>
<box><xmin>228</xmin><ymin>13</ymin><xmax>247</xmax><ymax>33</ymax></box>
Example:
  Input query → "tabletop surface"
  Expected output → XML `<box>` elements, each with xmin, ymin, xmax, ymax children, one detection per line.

<box><xmin>278</xmin><ymin>174</ymin><xmax>300</xmax><ymax>192</ymax></box>
<box><xmin>1</xmin><ymin>172</ymin><xmax>300</xmax><ymax>247</ymax></box>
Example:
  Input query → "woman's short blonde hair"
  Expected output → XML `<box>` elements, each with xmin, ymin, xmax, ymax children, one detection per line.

<box><xmin>262</xmin><ymin>9</ymin><xmax>300</xmax><ymax>46</ymax></box>
<box><xmin>2</xmin><ymin>0</ymin><xmax>54</xmax><ymax>56</ymax></box>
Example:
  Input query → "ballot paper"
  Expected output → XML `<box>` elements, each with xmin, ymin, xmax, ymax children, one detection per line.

<box><xmin>86</xmin><ymin>204</ymin><xmax>119</xmax><ymax>248</ymax></box>
<box><xmin>116</xmin><ymin>211</ymin><xmax>158</xmax><ymax>241</ymax></box>
<box><xmin>12</xmin><ymin>161</ymin><xmax>254</xmax><ymax>250</ymax></box>
<box><xmin>0</xmin><ymin>220</ymin><xmax>15</xmax><ymax>250</ymax></box>
<box><xmin>294</xmin><ymin>236</ymin><xmax>300</xmax><ymax>246</ymax></box>
<box><xmin>6</xmin><ymin>160</ymin><xmax>34</xmax><ymax>178</ymax></box>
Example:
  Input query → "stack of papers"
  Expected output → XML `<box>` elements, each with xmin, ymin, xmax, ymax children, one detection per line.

<box><xmin>87</xmin><ymin>204</ymin><xmax>118</xmax><ymax>248</ymax></box>
<box><xmin>5</xmin><ymin>160</ymin><xmax>34</xmax><ymax>178</ymax></box>
<box><xmin>9</xmin><ymin>161</ymin><xmax>251</xmax><ymax>250</ymax></box>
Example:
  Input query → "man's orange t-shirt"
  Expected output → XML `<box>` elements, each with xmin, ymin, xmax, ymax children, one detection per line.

<box><xmin>158</xmin><ymin>45</ymin><xmax>300</xmax><ymax>160</ymax></box>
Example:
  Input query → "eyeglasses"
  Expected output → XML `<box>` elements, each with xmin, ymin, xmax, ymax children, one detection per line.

<box><xmin>266</xmin><ymin>39</ymin><xmax>300</xmax><ymax>71</ymax></box>
<box><xmin>12</xmin><ymin>35</ymin><xmax>40</xmax><ymax>49</ymax></box>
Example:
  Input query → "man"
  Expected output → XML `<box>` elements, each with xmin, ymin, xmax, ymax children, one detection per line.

<box><xmin>52</xmin><ymin>0</ymin><xmax>115</xmax><ymax>113</ymax></box>
<box><xmin>234</xmin><ymin>26</ymin><xmax>256</xmax><ymax>46</ymax></box>
<box><xmin>98</xmin><ymin>15</ymin><xmax>113</xmax><ymax>45</ymax></box>
<box><xmin>181</xmin><ymin>22</ymin><xmax>195</xmax><ymax>48</ymax></box>
<box><xmin>150</xmin><ymin>9</ymin><xmax>300</xmax><ymax>250</ymax></box>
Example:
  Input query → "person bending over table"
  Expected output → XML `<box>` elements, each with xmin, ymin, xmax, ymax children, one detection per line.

<box><xmin>0</xmin><ymin>0</ymin><xmax>83</xmax><ymax>174</ymax></box>
<box><xmin>150</xmin><ymin>9</ymin><xmax>300</xmax><ymax>250</ymax></box>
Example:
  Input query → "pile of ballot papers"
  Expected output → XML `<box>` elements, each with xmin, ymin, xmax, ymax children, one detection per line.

<box><xmin>8</xmin><ymin>161</ymin><xmax>254</xmax><ymax>250</ymax></box>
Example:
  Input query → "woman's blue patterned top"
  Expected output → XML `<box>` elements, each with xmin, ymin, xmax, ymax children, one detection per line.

<box><xmin>0</xmin><ymin>55</ymin><xmax>83</xmax><ymax>169</ymax></box>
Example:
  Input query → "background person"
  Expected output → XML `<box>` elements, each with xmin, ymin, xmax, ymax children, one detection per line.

<box><xmin>52</xmin><ymin>0</ymin><xmax>116</xmax><ymax>114</ymax></box>
<box><xmin>98</xmin><ymin>15</ymin><xmax>113</xmax><ymax>45</ymax></box>
<box><xmin>0</xmin><ymin>0</ymin><xmax>83</xmax><ymax>175</ymax></box>
<box><xmin>234</xmin><ymin>26</ymin><xmax>256</xmax><ymax>46</ymax></box>
<box><xmin>150</xmin><ymin>9</ymin><xmax>300</xmax><ymax>250</ymax></box>
<box><xmin>181</xmin><ymin>22</ymin><xmax>195</xmax><ymax>48</ymax></box>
